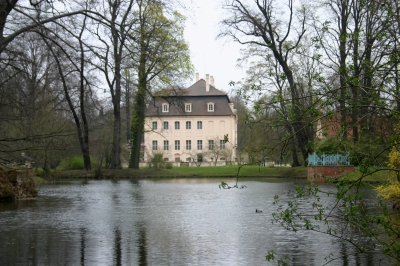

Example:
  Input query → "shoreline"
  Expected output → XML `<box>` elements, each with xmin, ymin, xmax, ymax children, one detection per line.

<box><xmin>50</xmin><ymin>167</ymin><xmax>308</xmax><ymax>180</ymax></box>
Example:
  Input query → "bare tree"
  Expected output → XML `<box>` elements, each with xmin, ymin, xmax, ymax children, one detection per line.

<box><xmin>40</xmin><ymin>12</ymin><xmax>96</xmax><ymax>170</ymax></box>
<box><xmin>0</xmin><ymin>31</ymin><xmax>78</xmax><ymax>167</ymax></box>
<box><xmin>203</xmin><ymin>137</ymin><xmax>230</xmax><ymax>166</ymax></box>
<box><xmin>220</xmin><ymin>0</ymin><xmax>313</xmax><ymax>164</ymax></box>
<box><xmin>0</xmin><ymin>0</ymin><xmax>89</xmax><ymax>54</ymax></box>
<box><xmin>89</xmin><ymin>0</ymin><xmax>137</xmax><ymax>169</ymax></box>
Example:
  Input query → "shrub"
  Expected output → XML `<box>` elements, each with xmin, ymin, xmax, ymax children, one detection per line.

<box><xmin>59</xmin><ymin>156</ymin><xmax>98</xmax><ymax>170</ymax></box>
<box><xmin>165</xmin><ymin>162</ymin><xmax>173</xmax><ymax>169</ymax></box>
<box><xmin>375</xmin><ymin>145</ymin><xmax>400</xmax><ymax>205</ymax></box>
<box><xmin>314</xmin><ymin>137</ymin><xmax>350</xmax><ymax>155</ymax></box>
<box><xmin>150</xmin><ymin>153</ymin><xmax>164</xmax><ymax>169</ymax></box>
<box><xmin>314</xmin><ymin>137</ymin><xmax>387</xmax><ymax>166</ymax></box>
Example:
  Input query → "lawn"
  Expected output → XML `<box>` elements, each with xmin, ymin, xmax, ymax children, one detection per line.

<box><xmin>52</xmin><ymin>165</ymin><xmax>308</xmax><ymax>179</ymax></box>
<box><xmin>341</xmin><ymin>167</ymin><xmax>392</xmax><ymax>183</ymax></box>
<box><xmin>51</xmin><ymin>165</ymin><xmax>392</xmax><ymax>183</ymax></box>
<box><xmin>161</xmin><ymin>165</ymin><xmax>307</xmax><ymax>178</ymax></box>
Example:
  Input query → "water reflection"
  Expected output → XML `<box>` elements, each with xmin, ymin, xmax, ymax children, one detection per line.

<box><xmin>0</xmin><ymin>178</ymin><xmax>390</xmax><ymax>265</ymax></box>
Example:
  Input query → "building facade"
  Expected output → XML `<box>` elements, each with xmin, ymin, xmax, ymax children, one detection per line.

<box><xmin>143</xmin><ymin>74</ymin><xmax>237</xmax><ymax>165</ymax></box>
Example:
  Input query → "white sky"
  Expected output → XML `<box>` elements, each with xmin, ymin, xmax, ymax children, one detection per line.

<box><xmin>184</xmin><ymin>0</ymin><xmax>245</xmax><ymax>92</ymax></box>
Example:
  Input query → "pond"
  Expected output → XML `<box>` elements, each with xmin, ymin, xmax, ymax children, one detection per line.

<box><xmin>0</xmin><ymin>178</ymin><xmax>390</xmax><ymax>265</ymax></box>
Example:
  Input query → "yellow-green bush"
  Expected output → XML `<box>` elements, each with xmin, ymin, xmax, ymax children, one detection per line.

<box><xmin>375</xmin><ymin>182</ymin><xmax>400</xmax><ymax>200</ymax></box>
<box><xmin>375</xmin><ymin>144</ymin><xmax>400</xmax><ymax>202</ymax></box>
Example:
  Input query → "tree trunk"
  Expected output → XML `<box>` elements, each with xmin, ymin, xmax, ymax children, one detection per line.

<box><xmin>109</xmin><ymin>9</ymin><xmax>122</xmax><ymax>169</ymax></box>
<box><xmin>129</xmin><ymin>84</ymin><xmax>145</xmax><ymax>169</ymax></box>
<box><xmin>288</xmin><ymin>126</ymin><xmax>300</xmax><ymax>167</ymax></box>
<box><xmin>0</xmin><ymin>0</ymin><xmax>18</xmax><ymax>53</ymax></box>
<box><xmin>339</xmin><ymin>1</ymin><xmax>350</xmax><ymax>140</ymax></box>
<box><xmin>125</xmin><ymin>72</ymin><xmax>131</xmax><ymax>142</ymax></box>
<box><xmin>129</xmin><ymin>44</ymin><xmax>147</xmax><ymax>169</ymax></box>
<box><xmin>79</xmin><ymin>19</ymin><xmax>91</xmax><ymax>170</ymax></box>
<box><xmin>284</xmin><ymin>65</ymin><xmax>311</xmax><ymax>164</ymax></box>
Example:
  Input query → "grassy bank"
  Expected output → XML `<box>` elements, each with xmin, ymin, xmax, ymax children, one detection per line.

<box><xmin>163</xmin><ymin>165</ymin><xmax>307</xmax><ymax>178</ymax></box>
<box><xmin>49</xmin><ymin>165</ymin><xmax>391</xmax><ymax>183</ymax></box>
<box><xmin>53</xmin><ymin>165</ymin><xmax>308</xmax><ymax>179</ymax></box>
<box><xmin>341</xmin><ymin>167</ymin><xmax>391</xmax><ymax>183</ymax></box>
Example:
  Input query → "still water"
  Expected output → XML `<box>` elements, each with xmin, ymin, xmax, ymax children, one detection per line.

<box><xmin>0</xmin><ymin>178</ymin><xmax>389</xmax><ymax>265</ymax></box>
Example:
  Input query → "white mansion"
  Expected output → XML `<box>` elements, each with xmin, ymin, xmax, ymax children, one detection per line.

<box><xmin>143</xmin><ymin>74</ymin><xmax>238</xmax><ymax>165</ymax></box>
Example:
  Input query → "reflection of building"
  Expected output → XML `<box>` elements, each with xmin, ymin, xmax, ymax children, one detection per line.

<box><xmin>143</xmin><ymin>74</ymin><xmax>237</xmax><ymax>165</ymax></box>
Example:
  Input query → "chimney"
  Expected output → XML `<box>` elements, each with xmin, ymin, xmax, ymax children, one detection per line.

<box><xmin>195</xmin><ymin>72</ymin><xmax>199</xmax><ymax>82</ymax></box>
<box><xmin>206</xmin><ymin>74</ymin><xmax>210</xmax><ymax>92</ymax></box>
<box><xmin>210</xmin><ymin>76</ymin><xmax>214</xmax><ymax>87</ymax></box>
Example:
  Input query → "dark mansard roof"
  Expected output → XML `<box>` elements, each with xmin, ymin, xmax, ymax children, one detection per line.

<box><xmin>146</xmin><ymin>79</ymin><xmax>235</xmax><ymax>117</ymax></box>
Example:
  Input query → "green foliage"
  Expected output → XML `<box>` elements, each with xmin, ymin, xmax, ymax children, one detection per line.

<box><xmin>165</xmin><ymin>162</ymin><xmax>173</xmax><ymax>169</ymax></box>
<box><xmin>314</xmin><ymin>137</ymin><xmax>387</xmax><ymax>166</ymax></box>
<box><xmin>349</xmin><ymin>142</ymin><xmax>387</xmax><ymax>167</ymax></box>
<box><xmin>266</xmin><ymin>250</ymin><xmax>291</xmax><ymax>265</ymax></box>
<box><xmin>314</xmin><ymin>137</ymin><xmax>350</xmax><ymax>155</ymax></box>
<box><xmin>59</xmin><ymin>156</ymin><xmax>97</xmax><ymax>170</ymax></box>
<box><xmin>375</xmin><ymin>144</ymin><xmax>400</xmax><ymax>204</ymax></box>
<box><xmin>129</xmin><ymin>2</ymin><xmax>193</xmax><ymax>168</ymax></box>
<box><xmin>386</xmin><ymin>144</ymin><xmax>400</xmax><ymax>182</ymax></box>
<box><xmin>34</xmin><ymin>168</ymin><xmax>46</xmax><ymax>178</ymax></box>
<box><xmin>150</xmin><ymin>153</ymin><xmax>165</xmax><ymax>170</ymax></box>
<box><xmin>59</xmin><ymin>156</ymin><xmax>84</xmax><ymax>170</ymax></box>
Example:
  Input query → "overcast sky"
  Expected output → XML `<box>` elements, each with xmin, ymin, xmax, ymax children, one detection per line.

<box><xmin>184</xmin><ymin>0</ymin><xmax>245</xmax><ymax>92</ymax></box>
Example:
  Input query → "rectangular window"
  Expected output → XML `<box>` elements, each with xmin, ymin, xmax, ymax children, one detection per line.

<box><xmin>152</xmin><ymin>121</ymin><xmax>157</xmax><ymax>130</ymax></box>
<box><xmin>162</xmin><ymin>104</ymin><xmax>169</xmax><ymax>112</ymax></box>
<box><xmin>163</xmin><ymin>121</ymin><xmax>169</xmax><ymax>130</ymax></box>
<box><xmin>220</xmin><ymin>140</ymin><xmax>225</xmax><ymax>150</ymax></box>
<box><xmin>185</xmin><ymin>103</ymin><xmax>192</xmax><ymax>112</ymax></box>
<box><xmin>208</xmin><ymin>103</ymin><xmax>214</xmax><ymax>112</ymax></box>
<box><xmin>197</xmin><ymin>140</ymin><xmax>202</xmax><ymax>150</ymax></box>
<box><xmin>175</xmin><ymin>140</ymin><xmax>180</xmax><ymax>150</ymax></box>
<box><xmin>152</xmin><ymin>140</ymin><xmax>158</xmax><ymax>150</ymax></box>
<box><xmin>164</xmin><ymin>140</ymin><xmax>169</xmax><ymax>150</ymax></box>
<box><xmin>208</xmin><ymin>140</ymin><xmax>214</xmax><ymax>150</ymax></box>
<box><xmin>186</xmin><ymin>140</ymin><xmax>191</xmax><ymax>150</ymax></box>
<box><xmin>175</xmin><ymin>121</ymin><xmax>180</xmax><ymax>130</ymax></box>
<box><xmin>197</xmin><ymin>121</ymin><xmax>202</xmax><ymax>129</ymax></box>
<box><xmin>186</xmin><ymin>121</ymin><xmax>191</xmax><ymax>129</ymax></box>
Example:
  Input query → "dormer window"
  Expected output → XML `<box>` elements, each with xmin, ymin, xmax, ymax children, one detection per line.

<box><xmin>207</xmin><ymin>102</ymin><xmax>214</xmax><ymax>112</ymax></box>
<box><xmin>185</xmin><ymin>103</ymin><xmax>192</xmax><ymax>112</ymax></box>
<box><xmin>162</xmin><ymin>103</ymin><xmax>169</xmax><ymax>112</ymax></box>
